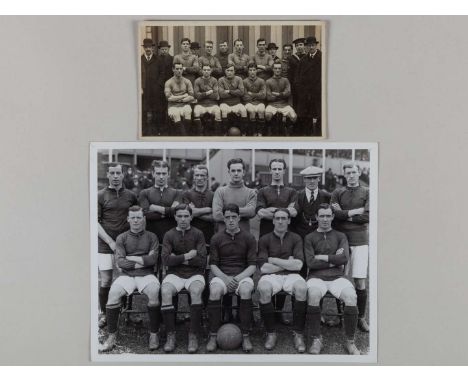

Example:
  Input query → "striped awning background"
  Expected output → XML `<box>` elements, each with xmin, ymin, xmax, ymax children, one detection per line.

<box><xmin>141</xmin><ymin>24</ymin><xmax>322</xmax><ymax>56</ymax></box>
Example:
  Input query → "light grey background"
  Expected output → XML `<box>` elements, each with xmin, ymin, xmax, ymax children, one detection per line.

<box><xmin>0</xmin><ymin>16</ymin><xmax>466</xmax><ymax>365</ymax></box>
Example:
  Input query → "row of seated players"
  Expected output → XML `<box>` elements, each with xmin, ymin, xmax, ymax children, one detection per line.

<box><xmin>99</xmin><ymin>203</ymin><xmax>363</xmax><ymax>356</ymax></box>
<box><xmin>164</xmin><ymin>61</ymin><xmax>297</xmax><ymax>136</ymax></box>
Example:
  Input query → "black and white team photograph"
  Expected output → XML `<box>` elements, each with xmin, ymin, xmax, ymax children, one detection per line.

<box><xmin>90</xmin><ymin>141</ymin><xmax>377</xmax><ymax>363</ymax></box>
<box><xmin>138</xmin><ymin>21</ymin><xmax>326</xmax><ymax>139</ymax></box>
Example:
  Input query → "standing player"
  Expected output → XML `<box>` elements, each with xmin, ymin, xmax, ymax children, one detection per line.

<box><xmin>257</xmin><ymin>208</ymin><xmax>308</xmax><ymax>352</ymax></box>
<box><xmin>304</xmin><ymin>203</ymin><xmax>360</xmax><ymax>355</ymax></box>
<box><xmin>160</xmin><ymin>204</ymin><xmax>207</xmax><ymax>353</ymax></box>
<box><xmin>281</xmin><ymin>44</ymin><xmax>293</xmax><ymax>78</ymax></box>
<box><xmin>212</xmin><ymin>158</ymin><xmax>257</xmax><ymax>233</ymax></box>
<box><xmin>331</xmin><ymin>162</ymin><xmax>370</xmax><ymax>333</ymax></box>
<box><xmin>218</xmin><ymin>65</ymin><xmax>248</xmax><ymax>135</ymax></box>
<box><xmin>141</xmin><ymin>38</ymin><xmax>158</xmax><ymax>134</ymax></box>
<box><xmin>198</xmin><ymin>41</ymin><xmax>223</xmax><ymax>78</ymax></box>
<box><xmin>100</xmin><ymin>206</ymin><xmax>161</xmax><ymax>352</ymax></box>
<box><xmin>265</xmin><ymin>62</ymin><xmax>296</xmax><ymax>136</ymax></box>
<box><xmin>256</xmin><ymin>158</ymin><xmax>297</xmax><ymax>238</ymax></box>
<box><xmin>139</xmin><ymin>160</ymin><xmax>181</xmax><ymax>243</ymax></box>
<box><xmin>173</xmin><ymin>38</ymin><xmax>200</xmax><ymax>85</ymax></box>
<box><xmin>182</xmin><ymin>165</ymin><xmax>215</xmax><ymax>245</ymax></box>
<box><xmin>228</xmin><ymin>39</ymin><xmax>250</xmax><ymax>79</ymax></box>
<box><xmin>97</xmin><ymin>162</ymin><xmax>138</xmax><ymax>329</ymax></box>
<box><xmin>243</xmin><ymin>62</ymin><xmax>266</xmax><ymax>136</ymax></box>
<box><xmin>193</xmin><ymin>65</ymin><xmax>221</xmax><ymax>136</ymax></box>
<box><xmin>205</xmin><ymin>204</ymin><xmax>257</xmax><ymax>353</ymax></box>
<box><xmin>250</xmin><ymin>38</ymin><xmax>274</xmax><ymax>81</ymax></box>
<box><xmin>164</xmin><ymin>62</ymin><xmax>195</xmax><ymax>136</ymax></box>
<box><xmin>215</xmin><ymin>40</ymin><xmax>230</xmax><ymax>77</ymax></box>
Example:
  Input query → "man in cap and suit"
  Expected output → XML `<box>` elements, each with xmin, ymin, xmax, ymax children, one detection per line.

<box><xmin>190</xmin><ymin>41</ymin><xmax>201</xmax><ymax>58</ymax></box>
<box><xmin>267</xmin><ymin>42</ymin><xmax>280</xmax><ymax>63</ymax></box>
<box><xmin>287</xmin><ymin>38</ymin><xmax>306</xmax><ymax>111</ymax></box>
<box><xmin>141</xmin><ymin>38</ymin><xmax>158</xmax><ymax>135</ymax></box>
<box><xmin>295</xmin><ymin>36</ymin><xmax>322</xmax><ymax>136</ymax></box>
<box><xmin>155</xmin><ymin>40</ymin><xmax>173</xmax><ymax>134</ymax></box>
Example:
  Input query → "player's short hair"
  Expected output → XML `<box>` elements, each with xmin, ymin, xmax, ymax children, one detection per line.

<box><xmin>247</xmin><ymin>62</ymin><xmax>257</xmax><ymax>70</ymax></box>
<box><xmin>194</xmin><ymin>164</ymin><xmax>209</xmax><ymax>176</ymax></box>
<box><xmin>107</xmin><ymin>162</ymin><xmax>123</xmax><ymax>171</ymax></box>
<box><xmin>175</xmin><ymin>203</ymin><xmax>193</xmax><ymax>215</ymax></box>
<box><xmin>128</xmin><ymin>205</ymin><xmax>143</xmax><ymax>214</ymax></box>
<box><xmin>269</xmin><ymin>158</ymin><xmax>287</xmax><ymax>170</ymax></box>
<box><xmin>151</xmin><ymin>160</ymin><xmax>170</xmax><ymax>171</ymax></box>
<box><xmin>273</xmin><ymin>208</ymin><xmax>291</xmax><ymax>218</ymax></box>
<box><xmin>283</xmin><ymin>43</ymin><xmax>293</xmax><ymax>50</ymax></box>
<box><xmin>173</xmin><ymin>62</ymin><xmax>183</xmax><ymax>69</ymax></box>
<box><xmin>227</xmin><ymin>158</ymin><xmax>245</xmax><ymax>170</ymax></box>
<box><xmin>343</xmin><ymin>162</ymin><xmax>360</xmax><ymax>172</ymax></box>
<box><xmin>205</xmin><ymin>40</ymin><xmax>214</xmax><ymax>46</ymax></box>
<box><xmin>202</xmin><ymin>64</ymin><xmax>212</xmax><ymax>69</ymax></box>
<box><xmin>181</xmin><ymin>37</ymin><xmax>191</xmax><ymax>45</ymax></box>
<box><xmin>317</xmin><ymin>203</ymin><xmax>333</xmax><ymax>215</ymax></box>
<box><xmin>219</xmin><ymin>40</ymin><xmax>228</xmax><ymax>45</ymax></box>
<box><xmin>256</xmin><ymin>38</ymin><xmax>266</xmax><ymax>45</ymax></box>
<box><xmin>223</xmin><ymin>203</ymin><xmax>240</xmax><ymax>216</ymax></box>
<box><xmin>225</xmin><ymin>63</ymin><xmax>235</xmax><ymax>71</ymax></box>
<box><xmin>233</xmin><ymin>38</ymin><xmax>243</xmax><ymax>46</ymax></box>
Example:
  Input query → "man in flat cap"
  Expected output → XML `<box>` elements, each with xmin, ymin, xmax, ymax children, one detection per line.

<box><xmin>141</xmin><ymin>38</ymin><xmax>158</xmax><ymax>135</ymax></box>
<box><xmin>155</xmin><ymin>40</ymin><xmax>173</xmax><ymax>134</ymax></box>
<box><xmin>295</xmin><ymin>36</ymin><xmax>322</xmax><ymax>136</ymax></box>
<box><xmin>287</xmin><ymin>38</ymin><xmax>306</xmax><ymax>111</ymax></box>
<box><xmin>267</xmin><ymin>42</ymin><xmax>280</xmax><ymax>63</ymax></box>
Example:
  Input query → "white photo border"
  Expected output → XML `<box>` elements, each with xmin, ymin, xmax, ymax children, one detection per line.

<box><xmin>90</xmin><ymin>141</ymin><xmax>378</xmax><ymax>363</ymax></box>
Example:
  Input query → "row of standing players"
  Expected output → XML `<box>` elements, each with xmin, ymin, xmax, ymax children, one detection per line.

<box><xmin>97</xmin><ymin>158</ymin><xmax>369</xmax><ymax>354</ymax></box>
<box><xmin>141</xmin><ymin>36</ymin><xmax>321</xmax><ymax>136</ymax></box>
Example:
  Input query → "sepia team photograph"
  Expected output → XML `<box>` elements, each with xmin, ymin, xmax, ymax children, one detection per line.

<box><xmin>138</xmin><ymin>21</ymin><xmax>326</xmax><ymax>140</ymax></box>
<box><xmin>90</xmin><ymin>141</ymin><xmax>377</xmax><ymax>363</ymax></box>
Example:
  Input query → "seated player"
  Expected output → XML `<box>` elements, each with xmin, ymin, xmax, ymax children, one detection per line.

<box><xmin>265</xmin><ymin>62</ymin><xmax>297</xmax><ymax>136</ymax></box>
<box><xmin>218</xmin><ymin>64</ymin><xmax>248</xmax><ymax>135</ymax></box>
<box><xmin>193</xmin><ymin>65</ymin><xmax>222</xmax><ymax>136</ymax></box>
<box><xmin>160</xmin><ymin>204</ymin><xmax>207</xmax><ymax>353</ymax></box>
<box><xmin>304</xmin><ymin>204</ymin><xmax>360</xmax><ymax>355</ymax></box>
<box><xmin>164</xmin><ymin>62</ymin><xmax>195</xmax><ymax>136</ymax></box>
<box><xmin>100</xmin><ymin>206</ymin><xmax>160</xmax><ymax>352</ymax></box>
<box><xmin>257</xmin><ymin>208</ymin><xmax>308</xmax><ymax>353</ymax></box>
<box><xmin>243</xmin><ymin>63</ymin><xmax>266</xmax><ymax>136</ymax></box>
<box><xmin>205</xmin><ymin>204</ymin><xmax>257</xmax><ymax>353</ymax></box>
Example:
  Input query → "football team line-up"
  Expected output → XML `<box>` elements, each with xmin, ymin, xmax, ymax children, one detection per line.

<box><xmin>141</xmin><ymin>36</ymin><xmax>321</xmax><ymax>137</ymax></box>
<box><xmin>97</xmin><ymin>158</ymin><xmax>369</xmax><ymax>355</ymax></box>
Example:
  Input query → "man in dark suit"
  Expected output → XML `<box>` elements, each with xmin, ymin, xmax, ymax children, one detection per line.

<box><xmin>291</xmin><ymin>165</ymin><xmax>330</xmax><ymax>277</ymax></box>
<box><xmin>294</xmin><ymin>36</ymin><xmax>322</xmax><ymax>136</ymax></box>
<box><xmin>155</xmin><ymin>40</ymin><xmax>173</xmax><ymax>134</ymax></box>
<box><xmin>141</xmin><ymin>38</ymin><xmax>158</xmax><ymax>136</ymax></box>
<box><xmin>287</xmin><ymin>38</ymin><xmax>306</xmax><ymax>110</ymax></box>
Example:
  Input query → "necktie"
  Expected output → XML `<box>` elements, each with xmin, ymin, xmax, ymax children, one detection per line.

<box><xmin>309</xmin><ymin>191</ymin><xmax>315</xmax><ymax>203</ymax></box>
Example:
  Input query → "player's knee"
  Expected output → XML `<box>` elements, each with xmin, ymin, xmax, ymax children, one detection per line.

<box><xmin>209</xmin><ymin>283</ymin><xmax>224</xmax><ymax>300</ymax></box>
<box><xmin>238</xmin><ymin>283</ymin><xmax>253</xmax><ymax>299</ymax></box>
<box><xmin>354</xmin><ymin>278</ymin><xmax>366</xmax><ymax>290</ymax></box>
<box><xmin>189</xmin><ymin>281</ymin><xmax>205</xmax><ymax>298</ymax></box>
<box><xmin>108</xmin><ymin>285</ymin><xmax>126</xmax><ymax>305</ymax></box>
<box><xmin>257</xmin><ymin>280</ymin><xmax>272</xmax><ymax>299</ymax></box>
<box><xmin>307</xmin><ymin>287</ymin><xmax>322</xmax><ymax>306</ymax></box>
<box><xmin>258</xmin><ymin>111</ymin><xmax>265</xmax><ymax>119</ymax></box>
<box><xmin>143</xmin><ymin>283</ymin><xmax>160</xmax><ymax>304</ymax></box>
<box><xmin>290</xmin><ymin>113</ymin><xmax>297</xmax><ymax>122</ymax></box>
<box><xmin>161</xmin><ymin>284</ymin><xmax>174</xmax><ymax>302</ymax></box>
<box><xmin>265</xmin><ymin>113</ymin><xmax>273</xmax><ymax>121</ymax></box>
<box><xmin>293</xmin><ymin>280</ymin><xmax>307</xmax><ymax>300</ymax></box>
<box><xmin>341</xmin><ymin>288</ymin><xmax>357</xmax><ymax>306</ymax></box>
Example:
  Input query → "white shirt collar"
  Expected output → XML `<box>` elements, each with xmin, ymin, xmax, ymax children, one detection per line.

<box><xmin>305</xmin><ymin>187</ymin><xmax>318</xmax><ymax>202</ymax></box>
